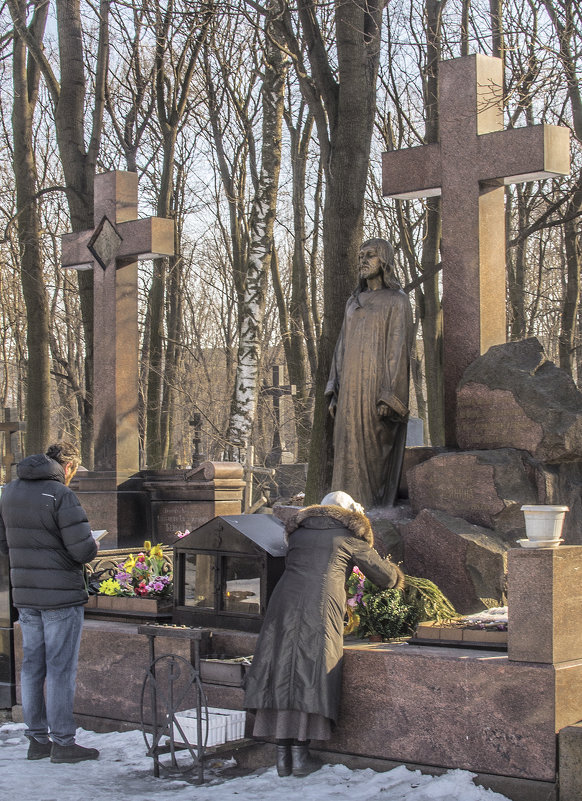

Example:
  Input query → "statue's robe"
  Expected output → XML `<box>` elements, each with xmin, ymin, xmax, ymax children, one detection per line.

<box><xmin>325</xmin><ymin>287</ymin><xmax>413</xmax><ymax>509</ymax></box>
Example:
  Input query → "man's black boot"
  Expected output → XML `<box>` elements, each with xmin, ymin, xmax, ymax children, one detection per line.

<box><xmin>50</xmin><ymin>743</ymin><xmax>99</xmax><ymax>763</ymax></box>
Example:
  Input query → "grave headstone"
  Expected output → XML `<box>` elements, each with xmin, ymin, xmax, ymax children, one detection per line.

<box><xmin>383</xmin><ymin>54</ymin><xmax>570</xmax><ymax>444</ymax></box>
<box><xmin>0</xmin><ymin>408</ymin><xmax>25</xmax><ymax>485</ymax></box>
<box><xmin>0</xmin><ymin>410</ymin><xmax>21</xmax><ymax>708</ymax></box>
<box><xmin>405</xmin><ymin>416</ymin><xmax>424</xmax><ymax>447</ymax></box>
<box><xmin>143</xmin><ymin>462</ymin><xmax>246</xmax><ymax>545</ymax></box>
<box><xmin>264</xmin><ymin>365</ymin><xmax>296</xmax><ymax>467</ymax></box>
<box><xmin>61</xmin><ymin>171</ymin><xmax>174</xmax><ymax>546</ymax></box>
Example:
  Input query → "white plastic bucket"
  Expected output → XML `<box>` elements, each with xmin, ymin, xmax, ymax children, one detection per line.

<box><xmin>521</xmin><ymin>505</ymin><xmax>569</xmax><ymax>542</ymax></box>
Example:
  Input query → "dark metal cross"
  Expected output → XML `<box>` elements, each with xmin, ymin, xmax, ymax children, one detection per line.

<box><xmin>263</xmin><ymin>365</ymin><xmax>296</xmax><ymax>467</ymax></box>
<box><xmin>61</xmin><ymin>171</ymin><xmax>174</xmax><ymax>476</ymax></box>
<box><xmin>383</xmin><ymin>54</ymin><xmax>570</xmax><ymax>445</ymax></box>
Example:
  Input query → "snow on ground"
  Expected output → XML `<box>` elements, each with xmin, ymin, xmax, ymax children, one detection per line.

<box><xmin>0</xmin><ymin>722</ymin><xmax>512</xmax><ymax>801</ymax></box>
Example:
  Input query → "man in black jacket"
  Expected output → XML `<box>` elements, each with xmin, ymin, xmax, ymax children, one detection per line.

<box><xmin>0</xmin><ymin>441</ymin><xmax>100</xmax><ymax>763</ymax></box>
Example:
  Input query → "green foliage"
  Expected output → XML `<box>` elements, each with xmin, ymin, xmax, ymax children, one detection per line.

<box><xmin>401</xmin><ymin>575</ymin><xmax>457</xmax><ymax>623</ymax></box>
<box><xmin>356</xmin><ymin>588</ymin><xmax>423</xmax><ymax>640</ymax></box>
<box><xmin>345</xmin><ymin>566</ymin><xmax>456</xmax><ymax>641</ymax></box>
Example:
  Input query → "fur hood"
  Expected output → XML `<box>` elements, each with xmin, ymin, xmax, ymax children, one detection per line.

<box><xmin>285</xmin><ymin>504</ymin><xmax>374</xmax><ymax>547</ymax></box>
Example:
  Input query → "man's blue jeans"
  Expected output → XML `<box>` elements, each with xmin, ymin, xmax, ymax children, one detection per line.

<box><xmin>18</xmin><ymin>606</ymin><xmax>84</xmax><ymax>746</ymax></box>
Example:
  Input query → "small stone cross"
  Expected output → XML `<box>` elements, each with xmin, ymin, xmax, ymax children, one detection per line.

<box><xmin>383</xmin><ymin>54</ymin><xmax>570</xmax><ymax>445</ymax></box>
<box><xmin>61</xmin><ymin>171</ymin><xmax>174</xmax><ymax>475</ymax></box>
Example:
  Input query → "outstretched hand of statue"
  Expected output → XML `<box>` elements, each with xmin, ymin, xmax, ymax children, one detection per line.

<box><xmin>328</xmin><ymin>397</ymin><xmax>337</xmax><ymax>419</ymax></box>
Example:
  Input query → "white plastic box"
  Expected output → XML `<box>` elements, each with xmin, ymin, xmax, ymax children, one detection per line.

<box><xmin>173</xmin><ymin>707</ymin><xmax>246</xmax><ymax>746</ymax></box>
<box><xmin>206</xmin><ymin>707</ymin><xmax>247</xmax><ymax>741</ymax></box>
<box><xmin>173</xmin><ymin>710</ymin><xmax>227</xmax><ymax>747</ymax></box>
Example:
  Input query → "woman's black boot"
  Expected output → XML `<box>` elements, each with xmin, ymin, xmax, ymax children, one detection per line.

<box><xmin>276</xmin><ymin>744</ymin><xmax>292</xmax><ymax>777</ymax></box>
<box><xmin>291</xmin><ymin>743</ymin><xmax>320</xmax><ymax>777</ymax></box>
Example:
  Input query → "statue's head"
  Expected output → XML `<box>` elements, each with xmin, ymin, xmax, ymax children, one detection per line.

<box><xmin>356</xmin><ymin>237</ymin><xmax>401</xmax><ymax>293</ymax></box>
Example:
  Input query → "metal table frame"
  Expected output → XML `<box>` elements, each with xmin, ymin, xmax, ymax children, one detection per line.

<box><xmin>138</xmin><ymin>624</ymin><xmax>212</xmax><ymax>784</ymax></box>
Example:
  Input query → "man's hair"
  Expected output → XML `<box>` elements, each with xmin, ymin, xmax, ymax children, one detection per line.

<box><xmin>46</xmin><ymin>441</ymin><xmax>81</xmax><ymax>471</ymax></box>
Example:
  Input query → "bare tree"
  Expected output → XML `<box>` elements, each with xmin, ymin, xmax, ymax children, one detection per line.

<box><xmin>268</xmin><ymin>0</ymin><xmax>386</xmax><ymax>501</ymax></box>
<box><xmin>144</xmin><ymin>0</ymin><xmax>215</xmax><ymax>468</ymax></box>
<box><xmin>10</xmin><ymin>0</ymin><xmax>50</xmax><ymax>452</ymax></box>
<box><xmin>7</xmin><ymin>0</ymin><xmax>111</xmax><ymax>465</ymax></box>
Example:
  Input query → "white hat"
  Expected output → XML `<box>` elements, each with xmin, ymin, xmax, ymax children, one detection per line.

<box><xmin>320</xmin><ymin>491</ymin><xmax>364</xmax><ymax>515</ymax></box>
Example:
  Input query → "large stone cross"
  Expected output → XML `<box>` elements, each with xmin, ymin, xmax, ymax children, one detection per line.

<box><xmin>61</xmin><ymin>171</ymin><xmax>174</xmax><ymax>476</ymax></box>
<box><xmin>382</xmin><ymin>54</ymin><xmax>570</xmax><ymax>445</ymax></box>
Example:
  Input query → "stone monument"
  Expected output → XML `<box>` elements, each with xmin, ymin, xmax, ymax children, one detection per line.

<box><xmin>381</xmin><ymin>55</ymin><xmax>572</xmax><ymax>610</ymax></box>
<box><xmin>61</xmin><ymin>171</ymin><xmax>174</xmax><ymax>547</ymax></box>
<box><xmin>383</xmin><ymin>53</ymin><xmax>570</xmax><ymax>445</ymax></box>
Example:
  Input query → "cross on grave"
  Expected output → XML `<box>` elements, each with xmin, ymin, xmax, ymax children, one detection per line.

<box><xmin>61</xmin><ymin>171</ymin><xmax>174</xmax><ymax>476</ymax></box>
<box><xmin>382</xmin><ymin>54</ymin><xmax>570</xmax><ymax>445</ymax></box>
<box><xmin>189</xmin><ymin>414</ymin><xmax>204</xmax><ymax>469</ymax></box>
<box><xmin>0</xmin><ymin>409</ymin><xmax>25</xmax><ymax>485</ymax></box>
<box><xmin>263</xmin><ymin>365</ymin><xmax>296</xmax><ymax>467</ymax></box>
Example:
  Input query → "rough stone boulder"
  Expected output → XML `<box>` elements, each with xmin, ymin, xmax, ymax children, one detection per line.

<box><xmin>400</xmin><ymin>509</ymin><xmax>508</xmax><ymax>614</ymax></box>
<box><xmin>456</xmin><ymin>338</ymin><xmax>582</xmax><ymax>462</ymax></box>
<box><xmin>407</xmin><ymin>448</ymin><xmax>538</xmax><ymax>540</ymax></box>
<box><xmin>399</xmin><ymin>446</ymin><xmax>449</xmax><ymax>499</ymax></box>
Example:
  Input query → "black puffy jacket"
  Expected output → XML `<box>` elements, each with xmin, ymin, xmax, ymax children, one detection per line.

<box><xmin>0</xmin><ymin>454</ymin><xmax>97</xmax><ymax>609</ymax></box>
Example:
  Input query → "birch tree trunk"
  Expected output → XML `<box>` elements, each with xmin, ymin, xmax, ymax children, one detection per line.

<box><xmin>226</xmin><ymin>21</ymin><xmax>288</xmax><ymax>452</ymax></box>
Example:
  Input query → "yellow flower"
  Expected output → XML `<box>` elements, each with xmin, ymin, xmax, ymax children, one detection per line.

<box><xmin>99</xmin><ymin>578</ymin><xmax>122</xmax><ymax>596</ymax></box>
<box><xmin>150</xmin><ymin>544</ymin><xmax>164</xmax><ymax>559</ymax></box>
<box><xmin>124</xmin><ymin>554</ymin><xmax>136</xmax><ymax>570</ymax></box>
<box><xmin>143</xmin><ymin>540</ymin><xmax>152</xmax><ymax>553</ymax></box>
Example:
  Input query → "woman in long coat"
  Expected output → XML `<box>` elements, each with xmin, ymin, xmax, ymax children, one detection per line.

<box><xmin>244</xmin><ymin>491</ymin><xmax>404</xmax><ymax>777</ymax></box>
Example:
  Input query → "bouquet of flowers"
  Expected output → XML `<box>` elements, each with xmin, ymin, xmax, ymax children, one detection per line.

<box><xmin>98</xmin><ymin>541</ymin><xmax>173</xmax><ymax>600</ymax></box>
<box><xmin>345</xmin><ymin>565</ymin><xmax>456</xmax><ymax>640</ymax></box>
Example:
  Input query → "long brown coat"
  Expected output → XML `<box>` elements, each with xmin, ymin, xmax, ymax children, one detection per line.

<box><xmin>244</xmin><ymin>505</ymin><xmax>404</xmax><ymax>723</ymax></box>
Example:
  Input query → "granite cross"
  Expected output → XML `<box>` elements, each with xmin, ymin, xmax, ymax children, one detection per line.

<box><xmin>61</xmin><ymin>171</ymin><xmax>174</xmax><ymax>476</ymax></box>
<box><xmin>382</xmin><ymin>54</ymin><xmax>570</xmax><ymax>445</ymax></box>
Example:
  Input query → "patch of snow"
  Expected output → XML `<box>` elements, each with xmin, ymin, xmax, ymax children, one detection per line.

<box><xmin>0</xmin><ymin>723</ymin><xmax>512</xmax><ymax>800</ymax></box>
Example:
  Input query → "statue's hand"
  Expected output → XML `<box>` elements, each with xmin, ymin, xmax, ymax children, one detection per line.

<box><xmin>378</xmin><ymin>402</ymin><xmax>401</xmax><ymax>422</ymax></box>
<box><xmin>328</xmin><ymin>399</ymin><xmax>337</xmax><ymax>419</ymax></box>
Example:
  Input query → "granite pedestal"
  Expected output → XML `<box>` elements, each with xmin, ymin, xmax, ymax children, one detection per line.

<box><xmin>10</xmin><ymin>546</ymin><xmax>582</xmax><ymax>800</ymax></box>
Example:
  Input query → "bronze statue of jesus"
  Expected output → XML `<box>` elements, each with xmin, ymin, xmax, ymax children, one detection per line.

<box><xmin>325</xmin><ymin>238</ymin><xmax>413</xmax><ymax>508</ymax></box>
